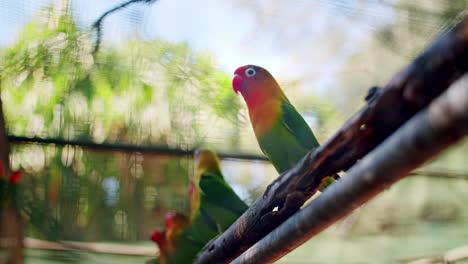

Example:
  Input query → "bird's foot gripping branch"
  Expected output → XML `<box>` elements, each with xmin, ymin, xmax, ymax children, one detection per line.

<box><xmin>194</xmin><ymin>15</ymin><xmax>468</xmax><ymax>264</ymax></box>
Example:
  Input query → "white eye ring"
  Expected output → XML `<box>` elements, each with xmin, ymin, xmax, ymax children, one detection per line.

<box><xmin>245</xmin><ymin>67</ymin><xmax>256</xmax><ymax>77</ymax></box>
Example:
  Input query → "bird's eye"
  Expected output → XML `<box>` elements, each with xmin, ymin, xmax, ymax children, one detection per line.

<box><xmin>245</xmin><ymin>67</ymin><xmax>256</xmax><ymax>77</ymax></box>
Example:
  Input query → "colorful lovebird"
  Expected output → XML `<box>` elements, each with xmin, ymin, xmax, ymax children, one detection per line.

<box><xmin>189</xmin><ymin>149</ymin><xmax>248</xmax><ymax>236</ymax></box>
<box><xmin>149</xmin><ymin>150</ymin><xmax>248</xmax><ymax>264</ymax></box>
<box><xmin>169</xmin><ymin>149</ymin><xmax>247</xmax><ymax>262</ymax></box>
<box><xmin>232</xmin><ymin>65</ymin><xmax>322</xmax><ymax>173</ymax></box>
<box><xmin>149</xmin><ymin>211</ymin><xmax>201</xmax><ymax>264</ymax></box>
<box><xmin>233</xmin><ymin>65</ymin><xmax>339</xmax><ymax>187</ymax></box>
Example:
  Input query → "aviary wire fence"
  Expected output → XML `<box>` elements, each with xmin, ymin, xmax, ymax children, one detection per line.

<box><xmin>1</xmin><ymin>1</ymin><xmax>468</xmax><ymax>264</ymax></box>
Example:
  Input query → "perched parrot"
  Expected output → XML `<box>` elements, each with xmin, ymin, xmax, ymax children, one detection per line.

<box><xmin>232</xmin><ymin>65</ymin><xmax>338</xmax><ymax>187</ymax></box>
<box><xmin>149</xmin><ymin>150</ymin><xmax>248</xmax><ymax>264</ymax></box>
<box><xmin>149</xmin><ymin>211</ymin><xmax>201</xmax><ymax>264</ymax></box>
<box><xmin>189</xmin><ymin>149</ymin><xmax>248</xmax><ymax>239</ymax></box>
<box><xmin>150</xmin><ymin>229</ymin><xmax>167</xmax><ymax>263</ymax></box>
<box><xmin>150</xmin><ymin>211</ymin><xmax>188</xmax><ymax>263</ymax></box>
<box><xmin>162</xmin><ymin>211</ymin><xmax>190</xmax><ymax>253</ymax></box>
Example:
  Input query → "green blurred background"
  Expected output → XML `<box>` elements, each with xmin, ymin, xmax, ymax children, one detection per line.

<box><xmin>0</xmin><ymin>0</ymin><xmax>467</xmax><ymax>263</ymax></box>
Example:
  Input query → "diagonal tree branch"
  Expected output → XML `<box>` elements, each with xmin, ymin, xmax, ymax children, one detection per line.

<box><xmin>232</xmin><ymin>71</ymin><xmax>468</xmax><ymax>263</ymax></box>
<box><xmin>194</xmin><ymin>15</ymin><xmax>468</xmax><ymax>264</ymax></box>
<box><xmin>92</xmin><ymin>0</ymin><xmax>158</xmax><ymax>56</ymax></box>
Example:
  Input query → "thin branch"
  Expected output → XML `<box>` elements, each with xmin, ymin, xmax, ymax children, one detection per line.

<box><xmin>9</xmin><ymin>136</ymin><xmax>468</xmax><ymax>181</ymax></box>
<box><xmin>7</xmin><ymin>135</ymin><xmax>269</xmax><ymax>161</ymax></box>
<box><xmin>91</xmin><ymin>0</ymin><xmax>158</xmax><ymax>56</ymax></box>
<box><xmin>398</xmin><ymin>244</ymin><xmax>468</xmax><ymax>263</ymax></box>
<box><xmin>194</xmin><ymin>15</ymin><xmax>468</xmax><ymax>264</ymax></box>
<box><xmin>24</xmin><ymin>238</ymin><xmax>156</xmax><ymax>257</ymax></box>
<box><xmin>444</xmin><ymin>245</ymin><xmax>468</xmax><ymax>263</ymax></box>
<box><xmin>232</xmin><ymin>70</ymin><xmax>468</xmax><ymax>264</ymax></box>
<box><xmin>410</xmin><ymin>169</ymin><xmax>468</xmax><ymax>180</ymax></box>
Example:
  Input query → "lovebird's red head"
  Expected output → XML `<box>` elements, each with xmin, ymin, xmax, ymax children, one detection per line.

<box><xmin>150</xmin><ymin>229</ymin><xmax>166</xmax><ymax>250</ymax></box>
<box><xmin>164</xmin><ymin>211</ymin><xmax>189</xmax><ymax>230</ymax></box>
<box><xmin>232</xmin><ymin>65</ymin><xmax>286</xmax><ymax>108</ymax></box>
<box><xmin>10</xmin><ymin>171</ymin><xmax>21</xmax><ymax>185</ymax></box>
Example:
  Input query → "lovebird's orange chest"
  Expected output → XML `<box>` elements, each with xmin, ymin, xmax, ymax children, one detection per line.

<box><xmin>248</xmin><ymin>101</ymin><xmax>281</xmax><ymax>139</ymax></box>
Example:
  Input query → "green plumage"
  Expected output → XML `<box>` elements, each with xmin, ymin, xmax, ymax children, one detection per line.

<box><xmin>233</xmin><ymin>64</ymin><xmax>338</xmax><ymax>186</ymax></box>
<box><xmin>156</xmin><ymin>150</ymin><xmax>247</xmax><ymax>264</ymax></box>
<box><xmin>186</xmin><ymin>169</ymin><xmax>248</xmax><ymax>246</ymax></box>
<box><xmin>259</xmin><ymin>100</ymin><xmax>320</xmax><ymax>173</ymax></box>
<box><xmin>199</xmin><ymin>170</ymin><xmax>248</xmax><ymax>230</ymax></box>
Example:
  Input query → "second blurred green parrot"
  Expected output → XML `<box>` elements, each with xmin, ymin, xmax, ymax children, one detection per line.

<box><xmin>149</xmin><ymin>149</ymin><xmax>248</xmax><ymax>264</ymax></box>
<box><xmin>189</xmin><ymin>149</ymin><xmax>248</xmax><ymax>240</ymax></box>
<box><xmin>233</xmin><ymin>65</ymin><xmax>338</xmax><ymax>188</ymax></box>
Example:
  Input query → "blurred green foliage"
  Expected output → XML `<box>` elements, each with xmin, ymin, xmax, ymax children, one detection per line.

<box><xmin>0</xmin><ymin>6</ymin><xmax>246</xmax><ymax>244</ymax></box>
<box><xmin>0</xmin><ymin>9</ymin><xmax>241</xmax><ymax>147</ymax></box>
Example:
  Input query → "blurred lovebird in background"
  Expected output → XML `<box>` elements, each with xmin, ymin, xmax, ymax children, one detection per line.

<box><xmin>149</xmin><ymin>149</ymin><xmax>247</xmax><ymax>263</ymax></box>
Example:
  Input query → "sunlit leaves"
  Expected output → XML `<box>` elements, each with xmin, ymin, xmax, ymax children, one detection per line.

<box><xmin>0</xmin><ymin>5</ymin><xmax>243</xmax><ymax>243</ymax></box>
<box><xmin>1</xmin><ymin>11</ymin><xmax>240</xmax><ymax>147</ymax></box>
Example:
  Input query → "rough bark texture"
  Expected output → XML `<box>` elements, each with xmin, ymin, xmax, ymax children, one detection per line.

<box><xmin>194</xmin><ymin>15</ymin><xmax>468</xmax><ymax>264</ymax></box>
<box><xmin>232</xmin><ymin>71</ymin><xmax>468</xmax><ymax>264</ymax></box>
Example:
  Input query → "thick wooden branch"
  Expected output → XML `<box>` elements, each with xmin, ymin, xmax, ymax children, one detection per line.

<box><xmin>232</xmin><ymin>73</ymin><xmax>468</xmax><ymax>263</ymax></box>
<box><xmin>194</xmin><ymin>15</ymin><xmax>468</xmax><ymax>264</ymax></box>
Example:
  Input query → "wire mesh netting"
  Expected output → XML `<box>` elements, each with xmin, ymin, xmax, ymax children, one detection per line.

<box><xmin>0</xmin><ymin>0</ymin><xmax>467</xmax><ymax>263</ymax></box>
